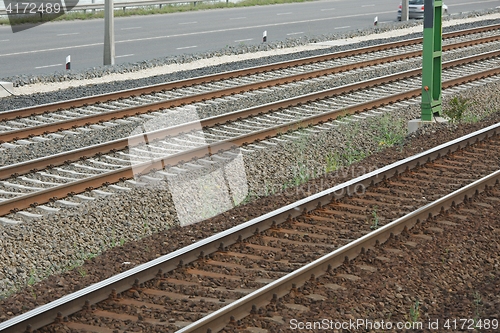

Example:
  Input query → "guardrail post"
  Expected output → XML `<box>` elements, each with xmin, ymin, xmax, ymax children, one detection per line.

<box><xmin>421</xmin><ymin>0</ymin><xmax>443</xmax><ymax>121</ymax></box>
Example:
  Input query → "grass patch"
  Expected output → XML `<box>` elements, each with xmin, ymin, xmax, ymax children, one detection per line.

<box><xmin>372</xmin><ymin>113</ymin><xmax>406</xmax><ymax>149</ymax></box>
<box><xmin>0</xmin><ymin>0</ymin><xmax>312</xmax><ymax>26</ymax></box>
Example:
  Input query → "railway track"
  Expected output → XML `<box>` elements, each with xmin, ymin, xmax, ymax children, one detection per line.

<box><xmin>0</xmin><ymin>48</ymin><xmax>499</xmax><ymax>222</ymax></box>
<box><xmin>0</xmin><ymin>24</ymin><xmax>500</xmax><ymax>145</ymax></box>
<box><xmin>0</xmin><ymin>47</ymin><xmax>499</xmax><ymax>222</ymax></box>
<box><xmin>1</xmin><ymin>120</ymin><xmax>498</xmax><ymax>332</ymax></box>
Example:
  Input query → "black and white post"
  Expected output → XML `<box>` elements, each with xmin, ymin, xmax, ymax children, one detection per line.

<box><xmin>65</xmin><ymin>55</ymin><xmax>71</xmax><ymax>70</ymax></box>
<box><xmin>374</xmin><ymin>16</ymin><xmax>378</xmax><ymax>26</ymax></box>
<box><xmin>262</xmin><ymin>30</ymin><xmax>267</xmax><ymax>43</ymax></box>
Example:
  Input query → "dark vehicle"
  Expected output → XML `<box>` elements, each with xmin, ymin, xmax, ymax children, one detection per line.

<box><xmin>397</xmin><ymin>0</ymin><xmax>448</xmax><ymax>21</ymax></box>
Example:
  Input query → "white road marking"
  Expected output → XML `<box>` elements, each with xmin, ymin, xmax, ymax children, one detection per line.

<box><xmin>177</xmin><ymin>45</ymin><xmax>197</xmax><ymax>50</ymax></box>
<box><xmin>115</xmin><ymin>54</ymin><xmax>134</xmax><ymax>58</ymax></box>
<box><xmin>0</xmin><ymin>39</ymin><xmax>9</xmax><ymax>42</ymax></box>
<box><xmin>334</xmin><ymin>26</ymin><xmax>351</xmax><ymax>29</ymax></box>
<box><xmin>235</xmin><ymin>38</ymin><xmax>253</xmax><ymax>42</ymax></box>
<box><xmin>57</xmin><ymin>32</ymin><xmax>79</xmax><ymax>36</ymax></box>
<box><xmin>0</xmin><ymin>42</ymin><xmax>103</xmax><ymax>57</ymax></box>
<box><xmin>0</xmin><ymin>10</ymin><xmax>396</xmax><ymax>58</ymax></box>
<box><xmin>230</xmin><ymin>17</ymin><xmax>246</xmax><ymax>20</ymax></box>
<box><xmin>286</xmin><ymin>32</ymin><xmax>303</xmax><ymax>35</ymax></box>
<box><xmin>321</xmin><ymin>8</ymin><xmax>335</xmax><ymax>11</ymax></box>
<box><xmin>362</xmin><ymin>4</ymin><xmax>375</xmax><ymax>7</ymax></box>
<box><xmin>35</xmin><ymin>63</ymin><xmax>63</xmax><ymax>69</ymax></box>
<box><xmin>179</xmin><ymin>21</ymin><xmax>197</xmax><ymax>25</ymax></box>
<box><xmin>277</xmin><ymin>12</ymin><xmax>292</xmax><ymax>15</ymax></box>
<box><xmin>121</xmin><ymin>27</ymin><xmax>142</xmax><ymax>30</ymax></box>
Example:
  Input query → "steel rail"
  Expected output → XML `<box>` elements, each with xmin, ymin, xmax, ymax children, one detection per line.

<box><xmin>1</xmin><ymin>23</ymin><xmax>499</xmax><ymax>124</ymax></box>
<box><xmin>0</xmin><ymin>51</ymin><xmax>500</xmax><ymax>180</ymax></box>
<box><xmin>2</xmin><ymin>35</ymin><xmax>500</xmax><ymax>144</ymax></box>
<box><xmin>0</xmin><ymin>53</ymin><xmax>499</xmax><ymax>217</ymax></box>
<box><xmin>1</xmin><ymin>122</ymin><xmax>498</xmax><ymax>333</ymax></box>
<box><xmin>178</xmin><ymin>169</ymin><xmax>500</xmax><ymax>333</ymax></box>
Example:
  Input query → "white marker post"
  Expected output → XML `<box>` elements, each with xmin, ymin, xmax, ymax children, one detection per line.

<box><xmin>263</xmin><ymin>30</ymin><xmax>267</xmax><ymax>43</ymax></box>
<box><xmin>374</xmin><ymin>16</ymin><xmax>378</xmax><ymax>26</ymax></box>
<box><xmin>65</xmin><ymin>55</ymin><xmax>71</xmax><ymax>70</ymax></box>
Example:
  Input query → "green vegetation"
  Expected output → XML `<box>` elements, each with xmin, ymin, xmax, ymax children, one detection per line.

<box><xmin>0</xmin><ymin>0</ymin><xmax>311</xmax><ymax>26</ymax></box>
<box><xmin>443</xmin><ymin>96</ymin><xmax>470</xmax><ymax>123</ymax></box>
<box><xmin>340</xmin><ymin>143</ymin><xmax>367</xmax><ymax>164</ymax></box>
<box><xmin>0</xmin><ymin>247</ymin><xmax>100</xmax><ymax>301</ymax></box>
<box><xmin>27</xmin><ymin>270</ymin><xmax>37</xmax><ymax>286</ymax></box>
<box><xmin>325</xmin><ymin>151</ymin><xmax>340</xmax><ymax>173</ymax></box>
<box><xmin>473</xmin><ymin>291</ymin><xmax>482</xmax><ymax>328</ymax></box>
<box><xmin>237</xmin><ymin>190</ymin><xmax>259</xmax><ymax>206</ymax></box>
<box><xmin>372</xmin><ymin>113</ymin><xmax>406</xmax><ymax>149</ymax></box>
<box><xmin>408</xmin><ymin>299</ymin><xmax>420</xmax><ymax>324</ymax></box>
<box><xmin>77</xmin><ymin>267</ymin><xmax>87</xmax><ymax>277</ymax></box>
<box><xmin>109</xmin><ymin>228</ymin><xmax>126</xmax><ymax>248</ymax></box>
<box><xmin>370</xmin><ymin>206</ymin><xmax>379</xmax><ymax>230</ymax></box>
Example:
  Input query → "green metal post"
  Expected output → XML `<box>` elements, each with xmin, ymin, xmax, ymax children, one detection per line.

<box><xmin>421</xmin><ymin>0</ymin><xmax>442</xmax><ymax>121</ymax></box>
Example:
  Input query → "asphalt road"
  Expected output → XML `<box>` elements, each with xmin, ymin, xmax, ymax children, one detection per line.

<box><xmin>0</xmin><ymin>0</ymin><xmax>499</xmax><ymax>77</ymax></box>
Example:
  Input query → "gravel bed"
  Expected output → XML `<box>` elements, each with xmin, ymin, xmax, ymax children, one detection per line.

<box><xmin>0</xmin><ymin>74</ymin><xmax>499</xmax><ymax>321</ymax></box>
<box><xmin>0</xmin><ymin>9</ymin><xmax>499</xmax><ymax>110</ymax></box>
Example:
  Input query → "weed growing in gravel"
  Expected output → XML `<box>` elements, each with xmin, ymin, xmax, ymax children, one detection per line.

<box><xmin>473</xmin><ymin>291</ymin><xmax>483</xmax><ymax>327</ymax></box>
<box><xmin>264</xmin><ymin>181</ymin><xmax>277</xmax><ymax>196</ymax></box>
<box><xmin>77</xmin><ymin>267</ymin><xmax>87</xmax><ymax>278</ymax></box>
<box><xmin>292</xmin><ymin>163</ymin><xmax>312</xmax><ymax>186</ymax></box>
<box><xmin>143</xmin><ymin>222</ymin><xmax>150</xmax><ymax>236</ymax></box>
<box><xmin>29</xmin><ymin>288</ymin><xmax>37</xmax><ymax>300</ymax></box>
<box><xmin>325</xmin><ymin>152</ymin><xmax>340</xmax><ymax>173</ymax></box>
<box><xmin>372</xmin><ymin>113</ymin><xmax>406</xmax><ymax>149</ymax></box>
<box><xmin>461</xmin><ymin>106</ymin><xmax>498</xmax><ymax>124</ymax></box>
<box><xmin>236</xmin><ymin>190</ymin><xmax>259</xmax><ymax>206</ymax></box>
<box><xmin>408</xmin><ymin>299</ymin><xmax>420</xmax><ymax>323</ymax></box>
<box><xmin>109</xmin><ymin>229</ymin><xmax>126</xmax><ymax>248</ymax></box>
<box><xmin>27</xmin><ymin>270</ymin><xmax>37</xmax><ymax>286</ymax></box>
<box><xmin>341</xmin><ymin>143</ymin><xmax>367</xmax><ymax>164</ymax></box>
<box><xmin>370</xmin><ymin>206</ymin><xmax>379</xmax><ymax>230</ymax></box>
<box><xmin>443</xmin><ymin>96</ymin><xmax>471</xmax><ymax>123</ymax></box>
<box><xmin>84</xmin><ymin>252</ymin><xmax>98</xmax><ymax>260</ymax></box>
<box><xmin>280</xmin><ymin>130</ymin><xmax>315</xmax><ymax>188</ymax></box>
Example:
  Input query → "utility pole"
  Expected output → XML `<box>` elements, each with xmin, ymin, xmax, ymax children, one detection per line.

<box><xmin>104</xmin><ymin>0</ymin><xmax>115</xmax><ymax>65</ymax></box>
<box><xmin>401</xmin><ymin>0</ymin><xmax>409</xmax><ymax>21</ymax></box>
<box><xmin>421</xmin><ymin>0</ymin><xmax>442</xmax><ymax>121</ymax></box>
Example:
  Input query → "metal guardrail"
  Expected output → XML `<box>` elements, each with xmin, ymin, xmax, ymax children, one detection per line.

<box><xmin>0</xmin><ymin>0</ymin><xmax>226</xmax><ymax>16</ymax></box>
